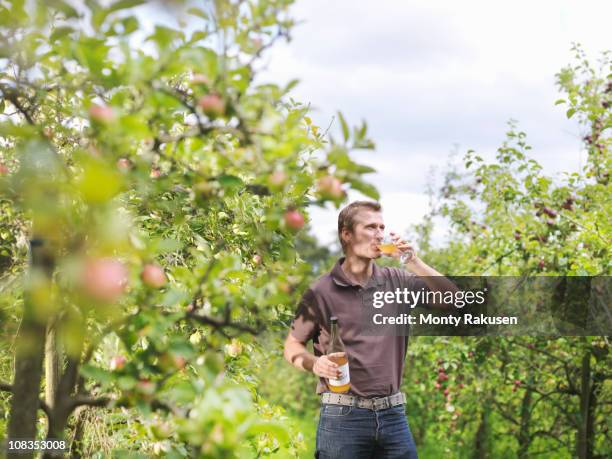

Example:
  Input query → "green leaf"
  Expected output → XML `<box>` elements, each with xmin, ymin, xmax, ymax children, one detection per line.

<box><xmin>147</xmin><ymin>25</ymin><xmax>180</xmax><ymax>50</ymax></box>
<box><xmin>217</xmin><ymin>174</ymin><xmax>244</xmax><ymax>193</ymax></box>
<box><xmin>247</xmin><ymin>420</ymin><xmax>290</xmax><ymax>444</ymax></box>
<box><xmin>47</xmin><ymin>0</ymin><xmax>79</xmax><ymax>18</ymax></box>
<box><xmin>349</xmin><ymin>178</ymin><xmax>380</xmax><ymax>200</ymax></box>
<box><xmin>354</xmin><ymin>164</ymin><xmax>376</xmax><ymax>174</ymax></box>
<box><xmin>284</xmin><ymin>79</ymin><xmax>300</xmax><ymax>93</ymax></box>
<box><xmin>187</xmin><ymin>7</ymin><xmax>209</xmax><ymax>20</ymax></box>
<box><xmin>120</xmin><ymin>16</ymin><xmax>139</xmax><ymax>34</ymax></box>
<box><xmin>338</xmin><ymin>111</ymin><xmax>349</xmax><ymax>143</ymax></box>
<box><xmin>80</xmin><ymin>364</ymin><xmax>114</xmax><ymax>385</ymax></box>
<box><xmin>566</xmin><ymin>108</ymin><xmax>576</xmax><ymax>119</ymax></box>
<box><xmin>108</xmin><ymin>0</ymin><xmax>145</xmax><ymax>14</ymax></box>
<box><xmin>160</xmin><ymin>289</ymin><xmax>188</xmax><ymax>308</ymax></box>
<box><xmin>554</xmin><ymin>99</ymin><xmax>566</xmax><ymax>105</ymax></box>
<box><xmin>153</xmin><ymin>238</ymin><xmax>183</xmax><ymax>254</ymax></box>
<box><xmin>50</xmin><ymin>26</ymin><xmax>74</xmax><ymax>42</ymax></box>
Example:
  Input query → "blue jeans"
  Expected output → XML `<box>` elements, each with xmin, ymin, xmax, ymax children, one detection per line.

<box><xmin>316</xmin><ymin>403</ymin><xmax>418</xmax><ymax>459</ymax></box>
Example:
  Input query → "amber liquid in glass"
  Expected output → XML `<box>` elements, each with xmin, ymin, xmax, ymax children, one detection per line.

<box><xmin>378</xmin><ymin>242</ymin><xmax>399</xmax><ymax>255</ymax></box>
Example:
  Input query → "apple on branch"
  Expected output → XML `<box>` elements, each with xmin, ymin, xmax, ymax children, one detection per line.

<box><xmin>197</xmin><ymin>94</ymin><xmax>225</xmax><ymax>118</ymax></box>
<box><xmin>89</xmin><ymin>104</ymin><xmax>115</xmax><ymax>124</ymax></box>
<box><xmin>141</xmin><ymin>264</ymin><xmax>167</xmax><ymax>288</ymax></box>
<box><xmin>284</xmin><ymin>208</ymin><xmax>305</xmax><ymax>231</ymax></box>
<box><xmin>81</xmin><ymin>258</ymin><xmax>128</xmax><ymax>302</ymax></box>
<box><xmin>316</xmin><ymin>175</ymin><xmax>345</xmax><ymax>200</ymax></box>
<box><xmin>110</xmin><ymin>355</ymin><xmax>127</xmax><ymax>371</ymax></box>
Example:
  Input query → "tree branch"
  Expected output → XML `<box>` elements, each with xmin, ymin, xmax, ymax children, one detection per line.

<box><xmin>0</xmin><ymin>380</ymin><xmax>53</xmax><ymax>420</ymax></box>
<box><xmin>186</xmin><ymin>309</ymin><xmax>262</xmax><ymax>336</ymax></box>
<box><xmin>0</xmin><ymin>83</ymin><xmax>35</xmax><ymax>125</ymax></box>
<box><xmin>69</xmin><ymin>393</ymin><xmax>182</xmax><ymax>417</ymax></box>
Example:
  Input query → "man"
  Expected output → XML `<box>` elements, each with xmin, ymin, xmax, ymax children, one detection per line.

<box><xmin>283</xmin><ymin>200</ymin><xmax>456</xmax><ymax>459</ymax></box>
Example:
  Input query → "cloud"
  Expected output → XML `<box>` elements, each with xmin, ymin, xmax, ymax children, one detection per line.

<box><xmin>257</xmin><ymin>0</ymin><xmax>610</xmax><ymax>246</ymax></box>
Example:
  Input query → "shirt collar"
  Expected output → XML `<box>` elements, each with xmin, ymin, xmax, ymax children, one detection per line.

<box><xmin>331</xmin><ymin>257</ymin><xmax>385</xmax><ymax>288</ymax></box>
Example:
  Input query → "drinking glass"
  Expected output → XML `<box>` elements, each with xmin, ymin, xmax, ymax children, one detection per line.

<box><xmin>378</xmin><ymin>235</ymin><xmax>414</xmax><ymax>262</ymax></box>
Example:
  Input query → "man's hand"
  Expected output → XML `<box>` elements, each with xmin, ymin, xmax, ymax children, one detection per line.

<box><xmin>389</xmin><ymin>231</ymin><xmax>417</xmax><ymax>263</ymax></box>
<box><xmin>313</xmin><ymin>353</ymin><xmax>344</xmax><ymax>379</ymax></box>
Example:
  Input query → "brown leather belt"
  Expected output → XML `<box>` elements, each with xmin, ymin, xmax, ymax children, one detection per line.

<box><xmin>320</xmin><ymin>392</ymin><xmax>406</xmax><ymax>411</ymax></box>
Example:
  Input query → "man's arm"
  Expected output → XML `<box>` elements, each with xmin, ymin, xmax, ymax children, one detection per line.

<box><xmin>283</xmin><ymin>332</ymin><xmax>341</xmax><ymax>379</ymax></box>
<box><xmin>406</xmin><ymin>257</ymin><xmax>458</xmax><ymax>292</ymax></box>
<box><xmin>389</xmin><ymin>232</ymin><xmax>459</xmax><ymax>308</ymax></box>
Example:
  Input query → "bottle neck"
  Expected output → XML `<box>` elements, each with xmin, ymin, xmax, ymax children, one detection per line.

<box><xmin>330</xmin><ymin>322</ymin><xmax>338</xmax><ymax>342</ymax></box>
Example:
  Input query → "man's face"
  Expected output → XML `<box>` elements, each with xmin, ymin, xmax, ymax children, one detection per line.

<box><xmin>342</xmin><ymin>210</ymin><xmax>385</xmax><ymax>259</ymax></box>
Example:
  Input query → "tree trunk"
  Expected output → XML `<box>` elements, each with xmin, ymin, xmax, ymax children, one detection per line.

<box><xmin>45</xmin><ymin>318</ymin><xmax>62</xmax><ymax>409</ymax></box>
<box><xmin>473</xmin><ymin>407</ymin><xmax>490</xmax><ymax>459</ymax></box>
<box><xmin>7</xmin><ymin>238</ymin><xmax>54</xmax><ymax>459</ymax></box>
<box><xmin>576</xmin><ymin>349</ymin><xmax>591</xmax><ymax>459</ymax></box>
<box><xmin>517</xmin><ymin>379</ymin><xmax>533</xmax><ymax>459</ymax></box>
<box><xmin>69</xmin><ymin>406</ymin><xmax>87</xmax><ymax>459</ymax></box>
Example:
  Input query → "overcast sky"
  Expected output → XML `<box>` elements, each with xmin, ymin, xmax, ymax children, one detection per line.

<box><xmin>256</xmin><ymin>0</ymin><xmax>611</xmax><ymax>248</ymax></box>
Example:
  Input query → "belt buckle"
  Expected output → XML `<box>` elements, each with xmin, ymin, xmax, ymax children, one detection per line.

<box><xmin>372</xmin><ymin>396</ymin><xmax>389</xmax><ymax>411</ymax></box>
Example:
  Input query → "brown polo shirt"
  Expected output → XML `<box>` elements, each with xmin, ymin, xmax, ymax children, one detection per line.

<box><xmin>290</xmin><ymin>257</ymin><xmax>429</xmax><ymax>398</ymax></box>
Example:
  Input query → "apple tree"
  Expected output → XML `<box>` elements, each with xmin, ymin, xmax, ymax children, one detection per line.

<box><xmin>0</xmin><ymin>0</ymin><xmax>378</xmax><ymax>457</ymax></box>
<box><xmin>404</xmin><ymin>45</ymin><xmax>611</xmax><ymax>458</ymax></box>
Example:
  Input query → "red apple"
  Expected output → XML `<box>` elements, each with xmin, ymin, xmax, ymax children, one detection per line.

<box><xmin>136</xmin><ymin>379</ymin><xmax>155</xmax><ymax>396</ymax></box>
<box><xmin>252</xmin><ymin>254</ymin><xmax>262</xmax><ymax>265</ymax></box>
<box><xmin>434</xmin><ymin>382</ymin><xmax>442</xmax><ymax>390</ymax></box>
<box><xmin>81</xmin><ymin>258</ymin><xmax>128</xmax><ymax>302</ymax></box>
<box><xmin>225</xmin><ymin>341</ymin><xmax>243</xmax><ymax>357</ymax></box>
<box><xmin>110</xmin><ymin>355</ymin><xmax>127</xmax><ymax>371</ymax></box>
<box><xmin>316</xmin><ymin>175</ymin><xmax>344</xmax><ymax>200</ymax></box>
<box><xmin>538</xmin><ymin>259</ymin><xmax>545</xmax><ymax>270</ymax></box>
<box><xmin>561</xmin><ymin>197</ymin><xmax>575</xmax><ymax>210</ymax></box>
<box><xmin>117</xmin><ymin>158</ymin><xmax>131</xmax><ymax>172</ymax></box>
<box><xmin>268</xmin><ymin>170</ymin><xmax>287</xmax><ymax>188</ymax></box>
<box><xmin>141</xmin><ymin>264</ymin><xmax>166</xmax><ymax>288</ymax></box>
<box><xmin>443</xmin><ymin>388</ymin><xmax>450</xmax><ymax>396</ymax></box>
<box><xmin>251</xmin><ymin>37</ymin><xmax>263</xmax><ymax>50</ymax></box>
<box><xmin>197</xmin><ymin>94</ymin><xmax>225</xmax><ymax>117</ymax></box>
<box><xmin>284</xmin><ymin>209</ymin><xmax>305</xmax><ymax>231</ymax></box>
<box><xmin>174</xmin><ymin>356</ymin><xmax>187</xmax><ymax>369</ymax></box>
<box><xmin>89</xmin><ymin>104</ymin><xmax>115</xmax><ymax>123</ymax></box>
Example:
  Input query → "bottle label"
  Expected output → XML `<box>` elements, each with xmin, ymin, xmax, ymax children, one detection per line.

<box><xmin>329</xmin><ymin>362</ymin><xmax>350</xmax><ymax>386</ymax></box>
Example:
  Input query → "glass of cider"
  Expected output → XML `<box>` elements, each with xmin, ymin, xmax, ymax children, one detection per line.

<box><xmin>378</xmin><ymin>235</ymin><xmax>414</xmax><ymax>262</ymax></box>
<box><xmin>378</xmin><ymin>235</ymin><xmax>399</xmax><ymax>256</ymax></box>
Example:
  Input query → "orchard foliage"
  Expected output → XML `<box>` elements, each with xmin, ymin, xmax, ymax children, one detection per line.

<box><xmin>415</xmin><ymin>47</ymin><xmax>610</xmax><ymax>277</ymax></box>
<box><xmin>0</xmin><ymin>0</ymin><xmax>378</xmax><ymax>457</ymax></box>
<box><xmin>402</xmin><ymin>46</ymin><xmax>611</xmax><ymax>458</ymax></box>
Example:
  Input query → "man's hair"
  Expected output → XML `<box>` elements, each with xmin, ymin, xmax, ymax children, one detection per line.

<box><xmin>338</xmin><ymin>200</ymin><xmax>382</xmax><ymax>253</ymax></box>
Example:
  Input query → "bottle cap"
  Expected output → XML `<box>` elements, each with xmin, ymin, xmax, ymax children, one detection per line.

<box><xmin>330</xmin><ymin>316</ymin><xmax>338</xmax><ymax>323</ymax></box>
